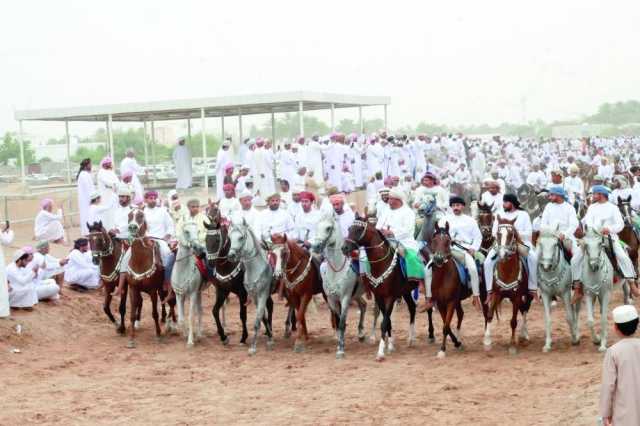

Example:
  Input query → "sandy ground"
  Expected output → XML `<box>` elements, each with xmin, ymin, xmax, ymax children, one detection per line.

<box><xmin>0</xmin><ymin>192</ymin><xmax>616</xmax><ymax>425</ymax></box>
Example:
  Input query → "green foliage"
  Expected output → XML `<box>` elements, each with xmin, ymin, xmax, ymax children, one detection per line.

<box><xmin>0</xmin><ymin>132</ymin><xmax>35</xmax><ymax>167</ymax></box>
<box><xmin>183</xmin><ymin>132</ymin><xmax>222</xmax><ymax>157</ymax></box>
<box><xmin>588</xmin><ymin>101</ymin><xmax>640</xmax><ymax>125</ymax></box>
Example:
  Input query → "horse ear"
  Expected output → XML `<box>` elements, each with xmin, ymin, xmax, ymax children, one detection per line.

<box><xmin>626</xmin><ymin>195</ymin><xmax>632</xmax><ymax>202</ymax></box>
<box><xmin>445</xmin><ymin>221</ymin><xmax>450</xmax><ymax>233</ymax></box>
<box><xmin>618</xmin><ymin>196</ymin><xmax>623</xmax><ymax>204</ymax></box>
<box><xmin>98</xmin><ymin>220</ymin><xmax>103</xmax><ymax>228</ymax></box>
<box><xmin>242</xmin><ymin>217</ymin><xmax>247</xmax><ymax>226</ymax></box>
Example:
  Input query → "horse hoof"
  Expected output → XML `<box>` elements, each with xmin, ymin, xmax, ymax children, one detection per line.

<box><xmin>542</xmin><ymin>345</ymin><xmax>551</xmax><ymax>353</ymax></box>
<box><xmin>336</xmin><ymin>351</ymin><xmax>345</xmax><ymax>359</ymax></box>
<box><xmin>508</xmin><ymin>346</ymin><xmax>518</xmax><ymax>356</ymax></box>
<box><xmin>436</xmin><ymin>350</ymin><xmax>446</xmax><ymax>359</ymax></box>
<box><xmin>571</xmin><ymin>338</ymin><xmax>580</xmax><ymax>346</ymax></box>
<box><xmin>456</xmin><ymin>343</ymin><xmax>464</xmax><ymax>352</ymax></box>
<box><xmin>593</xmin><ymin>339</ymin><xmax>601</xmax><ymax>346</ymax></box>
<box><xmin>294</xmin><ymin>344</ymin><xmax>305</xmax><ymax>353</ymax></box>
<box><xmin>117</xmin><ymin>327</ymin><xmax>126</xmax><ymax>336</ymax></box>
<box><xmin>222</xmin><ymin>336</ymin><xmax>230</xmax><ymax>346</ymax></box>
<box><xmin>427</xmin><ymin>337</ymin><xmax>435</xmax><ymax>344</ymax></box>
<box><xmin>114</xmin><ymin>320</ymin><xmax>121</xmax><ymax>329</ymax></box>
<box><xmin>358</xmin><ymin>334</ymin><xmax>366</xmax><ymax>343</ymax></box>
<box><xmin>187</xmin><ymin>341</ymin><xmax>194</xmax><ymax>349</ymax></box>
<box><xmin>375</xmin><ymin>354</ymin><xmax>385</xmax><ymax>362</ymax></box>
<box><xmin>284</xmin><ymin>330</ymin><xmax>291</xmax><ymax>339</ymax></box>
<box><xmin>248</xmin><ymin>347</ymin><xmax>257</xmax><ymax>356</ymax></box>
<box><xmin>483</xmin><ymin>342</ymin><xmax>492</xmax><ymax>351</ymax></box>
<box><xmin>126</xmin><ymin>340</ymin><xmax>136</xmax><ymax>349</ymax></box>
<box><xmin>598</xmin><ymin>345</ymin><xmax>607</xmax><ymax>353</ymax></box>
<box><xmin>134</xmin><ymin>320</ymin><xmax>141</xmax><ymax>330</ymax></box>
<box><xmin>266</xmin><ymin>340</ymin><xmax>275</xmax><ymax>351</ymax></box>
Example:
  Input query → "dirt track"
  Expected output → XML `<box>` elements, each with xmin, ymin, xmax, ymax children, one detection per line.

<box><xmin>1</xmin><ymin>280</ymin><xmax>615</xmax><ymax>425</ymax></box>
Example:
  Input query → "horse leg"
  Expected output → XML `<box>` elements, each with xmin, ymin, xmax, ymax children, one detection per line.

<box><xmin>284</xmin><ymin>304</ymin><xmax>294</xmax><ymax>339</ymax></box>
<box><xmin>238</xmin><ymin>289</ymin><xmax>249</xmax><ymax>344</ymax></box>
<box><xmin>509</xmin><ymin>298</ymin><xmax>518</xmax><ymax>355</ymax></box>
<box><xmin>249</xmin><ymin>292</ymin><xmax>266</xmax><ymax>356</ymax></box>
<box><xmin>186</xmin><ymin>292</ymin><xmax>197</xmax><ymax>347</ymax></box>
<box><xmin>586</xmin><ymin>294</ymin><xmax>599</xmax><ymax>345</ymax></box>
<box><xmin>385</xmin><ymin>298</ymin><xmax>396</xmax><ymax>353</ymax></box>
<box><xmin>135</xmin><ymin>296</ymin><xmax>142</xmax><ymax>330</ymax></box>
<box><xmin>562</xmin><ymin>288</ymin><xmax>579</xmax><ymax>345</ymax></box>
<box><xmin>356</xmin><ymin>296</ymin><xmax>367</xmax><ymax>342</ymax></box>
<box><xmin>293</xmin><ymin>295</ymin><xmax>308</xmax><ymax>353</ymax></box>
<box><xmin>117</xmin><ymin>282</ymin><xmax>127</xmax><ymax>335</ymax></box>
<box><xmin>127</xmin><ymin>287</ymin><xmax>139</xmax><ymax>349</ymax></box>
<box><xmin>103</xmin><ymin>288</ymin><xmax>117</xmax><ymax>325</ymax></box>
<box><xmin>599</xmin><ymin>290</ymin><xmax>610</xmax><ymax>353</ymax></box>
<box><xmin>454</xmin><ymin>301</ymin><xmax>464</xmax><ymax>343</ymax></box>
<box><xmin>196</xmin><ymin>290</ymin><xmax>204</xmax><ymax>340</ymax></box>
<box><xmin>375</xmin><ymin>296</ymin><xmax>386</xmax><ymax>361</ymax></box>
<box><xmin>519</xmin><ymin>309</ymin><xmax>530</xmax><ymax>342</ymax></box>
<box><xmin>151</xmin><ymin>289</ymin><xmax>162</xmax><ymax>340</ymax></box>
<box><xmin>403</xmin><ymin>293</ymin><xmax>417</xmax><ymax>347</ymax></box>
<box><xmin>265</xmin><ymin>295</ymin><xmax>274</xmax><ymax>345</ymax></box>
<box><xmin>369</xmin><ymin>301</ymin><xmax>380</xmax><ymax>343</ymax></box>
<box><xmin>161</xmin><ymin>300</ymin><xmax>167</xmax><ymax>324</ymax></box>
<box><xmin>176</xmin><ymin>292</ymin><xmax>186</xmax><ymax>336</ymax></box>
<box><xmin>541</xmin><ymin>291</ymin><xmax>553</xmax><ymax>353</ymax></box>
<box><xmin>336</xmin><ymin>294</ymin><xmax>351</xmax><ymax>359</ymax></box>
<box><xmin>426</xmin><ymin>307</ymin><xmax>435</xmax><ymax>344</ymax></box>
<box><xmin>212</xmin><ymin>288</ymin><xmax>229</xmax><ymax>344</ymax></box>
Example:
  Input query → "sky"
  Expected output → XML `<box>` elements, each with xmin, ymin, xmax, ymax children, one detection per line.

<box><xmin>1</xmin><ymin>0</ymin><xmax>639</xmax><ymax>138</ymax></box>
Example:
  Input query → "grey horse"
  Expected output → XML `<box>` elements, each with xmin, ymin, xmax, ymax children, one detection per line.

<box><xmin>579</xmin><ymin>226</ymin><xmax>614</xmax><ymax>353</ymax></box>
<box><xmin>227</xmin><ymin>218</ymin><xmax>275</xmax><ymax>356</ymax></box>
<box><xmin>536</xmin><ymin>227</ymin><xmax>579</xmax><ymax>352</ymax></box>
<box><xmin>171</xmin><ymin>223</ymin><xmax>209</xmax><ymax>347</ymax></box>
<box><xmin>311</xmin><ymin>214</ymin><xmax>372</xmax><ymax>358</ymax></box>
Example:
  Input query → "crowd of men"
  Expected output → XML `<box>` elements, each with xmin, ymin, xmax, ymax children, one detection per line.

<box><xmin>3</xmin><ymin>131</ymin><xmax>640</xmax><ymax>317</ymax></box>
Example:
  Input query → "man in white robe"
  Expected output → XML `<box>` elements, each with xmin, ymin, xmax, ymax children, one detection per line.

<box><xmin>173</xmin><ymin>137</ymin><xmax>193</xmax><ymax>189</ymax></box>
<box><xmin>256</xmin><ymin>193</ymin><xmax>294</xmax><ymax>243</ymax></box>
<box><xmin>77</xmin><ymin>158</ymin><xmax>95</xmax><ymax>236</ymax></box>
<box><xmin>8</xmin><ymin>249</ymin><xmax>60</xmax><ymax>307</ymax></box>
<box><xmin>0</xmin><ymin>225</ymin><xmax>15</xmax><ymax>317</ymax></box>
<box><xmin>32</xmin><ymin>240</ymin><xmax>68</xmax><ymax>289</ymax></box>
<box><xmin>330</xmin><ymin>194</ymin><xmax>355</xmax><ymax>238</ymax></box>
<box><xmin>252</xmin><ymin>139</ymin><xmax>277</xmax><ymax>201</ymax></box>
<box><xmin>96</xmin><ymin>156</ymin><xmax>119</xmax><ymax>230</ymax></box>
<box><xmin>292</xmin><ymin>192</ymin><xmax>320</xmax><ymax>245</ymax></box>
<box><xmin>235</xmin><ymin>190</ymin><xmax>260</xmax><ymax>236</ymax></box>
<box><xmin>87</xmin><ymin>192</ymin><xmax>114</xmax><ymax>229</ymax></box>
<box><xmin>64</xmin><ymin>238</ymin><xmax>100</xmax><ymax>291</ymax></box>
<box><xmin>307</xmin><ymin>135</ymin><xmax>326</xmax><ymax>186</ymax></box>
<box><xmin>215</xmin><ymin>139</ymin><xmax>234</xmax><ymax>200</ymax></box>
<box><xmin>219</xmin><ymin>184</ymin><xmax>242</xmax><ymax>219</ymax></box>
<box><xmin>34</xmin><ymin>198</ymin><xmax>66</xmax><ymax>244</ymax></box>
<box><xmin>277</xmin><ymin>142</ymin><xmax>297</xmax><ymax>186</ymax></box>
<box><xmin>120</xmin><ymin>149</ymin><xmax>145</xmax><ymax>202</ymax></box>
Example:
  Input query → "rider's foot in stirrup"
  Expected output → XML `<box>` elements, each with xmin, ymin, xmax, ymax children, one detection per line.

<box><xmin>571</xmin><ymin>281</ymin><xmax>583</xmax><ymax>304</ymax></box>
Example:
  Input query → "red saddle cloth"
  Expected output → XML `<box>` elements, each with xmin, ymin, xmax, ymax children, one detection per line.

<box><xmin>194</xmin><ymin>256</ymin><xmax>208</xmax><ymax>279</ymax></box>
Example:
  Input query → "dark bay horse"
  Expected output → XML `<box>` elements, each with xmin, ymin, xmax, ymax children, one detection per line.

<box><xmin>125</xmin><ymin>208</ymin><xmax>176</xmax><ymax>348</ymax></box>
<box><xmin>618</xmin><ymin>196</ymin><xmax>639</xmax><ymax>284</ymax></box>
<box><xmin>343</xmin><ymin>214</ymin><xmax>417</xmax><ymax>361</ymax></box>
<box><xmin>87</xmin><ymin>221</ymin><xmax>138</xmax><ymax>335</ymax></box>
<box><xmin>476</xmin><ymin>201</ymin><xmax>495</xmax><ymax>256</ymax></box>
<box><xmin>271</xmin><ymin>233</ymin><xmax>324</xmax><ymax>352</ymax></box>
<box><xmin>484</xmin><ymin>218</ymin><xmax>532</xmax><ymax>355</ymax></box>
<box><xmin>430</xmin><ymin>221</ymin><xmax>470</xmax><ymax>358</ymax></box>
<box><xmin>203</xmin><ymin>208</ymin><xmax>250</xmax><ymax>345</ymax></box>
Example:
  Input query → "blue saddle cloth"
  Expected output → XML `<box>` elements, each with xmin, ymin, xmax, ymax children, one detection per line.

<box><xmin>454</xmin><ymin>259</ymin><xmax>469</xmax><ymax>289</ymax></box>
<box><xmin>398</xmin><ymin>256</ymin><xmax>407</xmax><ymax>279</ymax></box>
<box><xmin>350</xmin><ymin>259</ymin><xmax>359</xmax><ymax>275</ymax></box>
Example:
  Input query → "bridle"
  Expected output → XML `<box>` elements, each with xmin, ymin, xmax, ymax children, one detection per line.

<box><xmin>346</xmin><ymin>219</ymin><xmax>398</xmax><ymax>288</ymax></box>
<box><xmin>431</xmin><ymin>230</ymin><xmax>452</xmax><ymax>266</ymax></box>
<box><xmin>87</xmin><ymin>230</ymin><xmax>114</xmax><ymax>258</ymax></box>
<box><xmin>272</xmin><ymin>241</ymin><xmax>313</xmax><ymax>290</ymax></box>
<box><xmin>497</xmin><ymin>224</ymin><xmax>517</xmax><ymax>257</ymax></box>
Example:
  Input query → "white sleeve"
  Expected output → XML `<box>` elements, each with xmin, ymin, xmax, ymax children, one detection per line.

<box><xmin>0</xmin><ymin>229</ymin><xmax>14</xmax><ymax>245</ymax></box>
<box><xmin>7</xmin><ymin>266</ymin><xmax>35</xmax><ymax>285</ymax></box>
<box><xmin>470</xmin><ymin>221</ymin><xmax>482</xmax><ymax>251</ymax></box>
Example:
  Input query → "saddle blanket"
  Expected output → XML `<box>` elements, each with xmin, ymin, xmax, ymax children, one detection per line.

<box><xmin>194</xmin><ymin>256</ymin><xmax>208</xmax><ymax>280</ymax></box>
<box><xmin>398</xmin><ymin>248</ymin><xmax>425</xmax><ymax>280</ymax></box>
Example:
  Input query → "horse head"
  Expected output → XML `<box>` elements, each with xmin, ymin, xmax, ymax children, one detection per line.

<box><xmin>417</xmin><ymin>194</ymin><xmax>436</xmax><ymax>217</ymax></box>
<box><xmin>227</xmin><ymin>218</ymin><xmax>251</xmax><ymax>263</ymax></box>
<box><xmin>342</xmin><ymin>213</ymin><xmax>368</xmax><ymax>255</ymax></box>
<box><xmin>583</xmin><ymin>225</ymin><xmax>605</xmax><ymax>272</ymax></box>
<box><xmin>477</xmin><ymin>203</ymin><xmax>494</xmax><ymax>239</ymax></box>
<box><xmin>617</xmin><ymin>196</ymin><xmax>633</xmax><ymax>225</ymax></box>
<box><xmin>537</xmin><ymin>224</ymin><xmax>560</xmax><ymax>272</ymax></box>
<box><xmin>270</xmin><ymin>233</ymin><xmax>289</xmax><ymax>279</ymax></box>
<box><xmin>206</xmin><ymin>201</ymin><xmax>221</xmax><ymax>227</ymax></box>
<box><xmin>311</xmin><ymin>214</ymin><xmax>338</xmax><ymax>254</ymax></box>
<box><xmin>431</xmin><ymin>219</ymin><xmax>452</xmax><ymax>267</ymax></box>
<box><xmin>496</xmin><ymin>217</ymin><xmax>518</xmax><ymax>260</ymax></box>
<box><xmin>204</xmin><ymin>213</ymin><xmax>226</xmax><ymax>267</ymax></box>
<box><xmin>87</xmin><ymin>220</ymin><xmax>109</xmax><ymax>265</ymax></box>
<box><xmin>128</xmin><ymin>207</ymin><xmax>146</xmax><ymax>238</ymax></box>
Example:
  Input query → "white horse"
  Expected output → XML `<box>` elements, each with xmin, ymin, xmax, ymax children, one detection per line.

<box><xmin>579</xmin><ymin>226</ymin><xmax>614</xmax><ymax>352</ymax></box>
<box><xmin>171</xmin><ymin>223</ymin><xmax>209</xmax><ymax>347</ymax></box>
<box><xmin>311</xmin><ymin>214</ymin><xmax>372</xmax><ymax>359</ymax></box>
<box><xmin>536</xmin><ymin>227</ymin><xmax>579</xmax><ymax>352</ymax></box>
<box><xmin>227</xmin><ymin>218</ymin><xmax>275</xmax><ymax>356</ymax></box>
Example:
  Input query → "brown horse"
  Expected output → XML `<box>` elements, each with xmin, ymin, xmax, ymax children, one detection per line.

<box><xmin>343</xmin><ymin>214</ymin><xmax>417</xmax><ymax>361</ymax></box>
<box><xmin>618</xmin><ymin>196</ymin><xmax>639</xmax><ymax>277</ymax></box>
<box><xmin>430</xmin><ymin>221</ymin><xmax>470</xmax><ymax>358</ymax></box>
<box><xmin>484</xmin><ymin>217</ymin><xmax>532</xmax><ymax>354</ymax></box>
<box><xmin>87</xmin><ymin>221</ymin><xmax>140</xmax><ymax>335</ymax></box>
<box><xmin>125</xmin><ymin>208</ymin><xmax>176</xmax><ymax>348</ymax></box>
<box><xmin>203</xmin><ymin>207</ymin><xmax>251</xmax><ymax>345</ymax></box>
<box><xmin>271</xmin><ymin>233</ymin><xmax>324</xmax><ymax>352</ymax></box>
<box><xmin>476</xmin><ymin>201</ymin><xmax>495</xmax><ymax>256</ymax></box>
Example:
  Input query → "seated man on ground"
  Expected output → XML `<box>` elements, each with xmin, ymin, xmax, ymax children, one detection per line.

<box><xmin>34</xmin><ymin>198</ymin><xmax>67</xmax><ymax>245</ymax></box>
<box><xmin>32</xmin><ymin>240</ymin><xmax>68</xmax><ymax>291</ymax></box>
<box><xmin>7</xmin><ymin>248</ymin><xmax>60</xmax><ymax>310</ymax></box>
<box><xmin>64</xmin><ymin>238</ymin><xmax>100</xmax><ymax>291</ymax></box>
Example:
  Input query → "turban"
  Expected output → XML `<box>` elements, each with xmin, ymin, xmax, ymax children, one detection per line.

<box><xmin>117</xmin><ymin>185</ymin><xmax>132</xmax><ymax>197</ymax></box>
<box><xmin>167</xmin><ymin>190</ymin><xmax>178</xmax><ymax>200</ymax></box>
<box><xmin>613</xmin><ymin>305</ymin><xmax>639</xmax><ymax>324</ymax></box>
<box><xmin>549</xmin><ymin>186</ymin><xmax>568</xmax><ymax>200</ymax></box>
<box><xmin>41</xmin><ymin>198</ymin><xmax>53</xmax><ymax>209</ymax></box>
<box><xmin>378</xmin><ymin>187</ymin><xmax>390</xmax><ymax>194</ymax></box>
<box><xmin>266</xmin><ymin>192</ymin><xmax>280</xmax><ymax>201</ymax></box>
<box><xmin>224</xmin><ymin>162</ymin><xmax>234</xmax><ymax>171</ymax></box>
<box><xmin>569</xmin><ymin>164</ymin><xmax>579</xmax><ymax>173</ymax></box>
<box><xmin>122</xmin><ymin>170</ymin><xmax>133</xmax><ymax>179</ymax></box>
<box><xmin>299</xmin><ymin>191</ymin><xmax>315</xmax><ymax>202</ymax></box>
<box><xmin>35</xmin><ymin>240</ymin><xmax>49</xmax><ymax>250</ymax></box>
<box><xmin>422</xmin><ymin>172</ymin><xmax>438</xmax><ymax>183</ymax></box>
<box><xmin>223</xmin><ymin>183</ymin><xmax>235</xmax><ymax>191</ymax></box>
<box><xmin>591</xmin><ymin>185</ymin><xmax>610</xmax><ymax>196</ymax></box>
<box><xmin>100</xmin><ymin>156</ymin><xmax>113</xmax><ymax>167</ymax></box>
<box><xmin>238</xmin><ymin>189</ymin><xmax>253</xmax><ymax>199</ymax></box>
<box><xmin>388</xmin><ymin>189</ymin><xmax>405</xmax><ymax>203</ymax></box>
<box><xmin>256</xmin><ymin>137</ymin><xmax>264</xmax><ymax>145</ymax></box>
<box><xmin>383</xmin><ymin>177</ymin><xmax>393</xmax><ymax>186</ymax></box>
<box><xmin>240</xmin><ymin>164</ymin><xmax>250</xmax><ymax>170</ymax></box>
<box><xmin>12</xmin><ymin>249</ymin><xmax>27</xmax><ymax>263</ymax></box>
<box><xmin>329</xmin><ymin>194</ymin><xmax>345</xmax><ymax>204</ymax></box>
<box><xmin>133</xmin><ymin>195</ymin><xmax>144</xmax><ymax>205</ymax></box>
<box><xmin>90</xmin><ymin>191</ymin><xmax>101</xmax><ymax>201</ymax></box>
<box><xmin>503</xmin><ymin>193</ymin><xmax>521</xmax><ymax>209</ymax></box>
<box><xmin>22</xmin><ymin>246</ymin><xmax>34</xmax><ymax>255</ymax></box>
<box><xmin>144</xmin><ymin>190</ymin><xmax>159</xmax><ymax>198</ymax></box>
<box><xmin>449</xmin><ymin>196</ymin><xmax>465</xmax><ymax>206</ymax></box>
<box><xmin>222</xmin><ymin>140</ymin><xmax>231</xmax><ymax>147</ymax></box>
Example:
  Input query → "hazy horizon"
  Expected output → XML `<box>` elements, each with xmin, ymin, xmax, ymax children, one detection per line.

<box><xmin>2</xmin><ymin>0</ymin><xmax>639</xmax><ymax>138</ymax></box>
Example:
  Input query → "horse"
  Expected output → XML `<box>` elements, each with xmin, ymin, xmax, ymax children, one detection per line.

<box><xmin>86</xmin><ymin>221</ymin><xmax>134</xmax><ymax>335</ymax></box>
<box><xmin>125</xmin><ymin>208</ymin><xmax>176</xmax><ymax>348</ymax></box>
<box><xmin>343</xmin><ymin>214</ymin><xmax>418</xmax><ymax>361</ymax></box>
<box><xmin>429</xmin><ymin>221</ymin><xmax>470</xmax><ymax>358</ymax></box>
<box><xmin>171</xmin><ymin>222</ymin><xmax>209</xmax><ymax>347</ymax></box>
<box><xmin>580</xmin><ymin>226</ymin><xmax>614</xmax><ymax>352</ymax></box>
<box><xmin>311</xmin><ymin>214</ymin><xmax>370</xmax><ymax>358</ymax></box>
<box><xmin>536</xmin><ymin>227</ymin><xmax>579</xmax><ymax>352</ymax></box>
<box><xmin>203</xmin><ymin>208</ymin><xmax>250</xmax><ymax>345</ymax></box>
<box><xmin>476</xmin><ymin>201</ymin><xmax>495</xmax><ymax>256</ymax></box>
<box><xmin>617</xmin><ymin>195</ymin><xmax>639</xmax><ymax>301</ymax></box>
<box><xmin>227</xmin><ymin>218</ymin><xmax>275</xmax><ymax>356</ymax></box>
<box><xmin>484</xmin><ymin>217</ymin><xmax>532</xmax><ymax>355</ymax></box>
<box><xmin>416</xmin><ymin>193</ymin><xmax>442</xmax><ymax>249</ymax></box>
<box><xmin>271</xmin><ymin>233</ymin><xmax>324</xmax><ymax>352</ymax></box>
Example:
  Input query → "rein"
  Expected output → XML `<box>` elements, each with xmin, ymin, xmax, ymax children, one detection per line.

<box><xmin>349</xmin><ymin>220</ymin><xmax>398</xmax><ymax>288</ymax></box>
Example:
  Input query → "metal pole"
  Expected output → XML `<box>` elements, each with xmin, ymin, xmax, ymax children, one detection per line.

<box><xmin>201</xmin><ymin>108</ymin><xmax>208</xmax><ymax>191</ymax></box>
<box><xmin>221</xmin><ymin>113</ymin><xmax>225</xmax><ymax>142</ymax></box>
<box><xmin>151</xmin><ymin>121</ymin><xmax>157</xmax><ymax>186</ymax></box>
<box><xmin>65</xmin><ymin>120</ymin><xmax>71</xmax><ymax>184</ymax></box>
<box><xmin>107</xmin><ymin>114</ymin><xmax>115</xmax><ymax>162</ymax></box>
<box><xmin>143</xmin><ymin>121</ymin><xmax>149</xmax><ymax>167</ymax></box>
<box><xmin>18</xmin><ymin>120</ymin><xmax>26</xmax><ymax>185</ymax></box>
<box><xmin>187</xmin><ymin>118</ymin><xmax>192</xmax><ymax>145</ymax></box>
<box><xmin>358</xmin><ymin>106</ymin><xmax>364</xmax><ymax>134</ymax></box>
<box><xmin>384</xmin><ymin>104</ymin><xmax>388</xmax><ymax>131</ymax></box>
<box><xmin>298</xmin><ymin>101</ymin><xmax>304</xmax><ymax>137</ymax></box>
<box><xmin>238</xmin><ymin>109</ymin><xmax>243</xmax><ymax>148</ymax></box>
<box><xmin>330</xmin><ymin>103</ymin><xmax>335</xmax><ymax>131</ymax></box>
<box><xmin>271</xmin><ymin>111</ymin><xmax>276</xmax><ymax>151</ymax></box>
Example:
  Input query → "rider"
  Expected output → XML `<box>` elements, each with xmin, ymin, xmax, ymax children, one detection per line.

<box><xmin>480</xmin><ymin>180</ymin><xmax>503</xmax><ymax>213</ymax></box>
<box><xmin>256</xmin><ymin>193</ymin><xmax>294</xmax><ymax>245</ymax></box>
<box><xmin>573</xmin><ymin>185</ymin><xmax>640</xmax><ymax>300</ymax></box>
<box><xmin>330</xmin><ymin>194</ymin><xmax>355</xmax><ymax>238</ymax></box>
<box><xmin>375</xmin><ymin>187</ymin><xmax>390</xmax><ymax>223</ymax></box>
<box><xmin>483</xmin><ymin>193</ymin><xmax>538</xmax><ymax>301</ymax></box>
<box><xmin>564</xmin><ymin>164</ymin><xmax>585</xmax><ymax>207</ymax></box>
<box><xmin>292</xmin><ymin>191</ymin><xmax>320</xmax><ymax>247</ymax></box>
<box><xmin>375</xmin><ymin>188</ymin><xmax>424</xmax><ymax>282</ymax></box>
<box><xmin>176</xmin><ymin>199</ymin><xmax>207</xmax><ymax>249</ymax></box>
<box><xmin>412</xmin><ymin>172</ymin><xmax>449</xmax><ymax>212</ymax></box>
<box><xmin>423</xmin><ymin>196</ymin><xmax>481</xmax><ymax>310</ymax></box>
<box><xmin>538</xmin><ymin>186</ymin><xmax>581</xmax><ymax>280</ymax></box>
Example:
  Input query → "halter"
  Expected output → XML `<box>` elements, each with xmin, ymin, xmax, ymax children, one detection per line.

<box><xmin>128</xmin><ymin>243</ymin><xmax>158</xmax><ymax>281</ymax></box>
<box><xmin>431</xmin><ymin>231</ymin><xmax>452</xmax><ymax>264</ymax></box>
<box><xmin>315</xmin><ymin>219</ymin><xmax>350</xmax><ymax>273</ymax></box>
<box><xmin>273</xmin><ymin>242</ymin><xmax>313</xmax><ymax>290</ymax></box>
<box><xmin>206</xmin><ymin>228</ymin><xmax>227</xmax><ymax>260</ymax></box>
<box><xmin>347</xmin><ymin>219</ymin><xmax>398</xmax><ymax>288</ymax></box>
<box><xmin>229</xmin><ymin>224</ymin><xmax>260</xmax><ymax>262</ymax></box>
<box><xmin>87</xmin><ymin>230</ymin><xmax>122</xmax><ymax>282</ymax></box>
<box><xmin>496</xmin><ymin>224</ymin><xmax>517</xmax><ymax>256</ymax></box>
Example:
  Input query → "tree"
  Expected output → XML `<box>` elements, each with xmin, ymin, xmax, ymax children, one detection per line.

<box><xmin>0</xmin><ymin>132</ymin><xmax>36</xmax><ymax>167</ymax></box>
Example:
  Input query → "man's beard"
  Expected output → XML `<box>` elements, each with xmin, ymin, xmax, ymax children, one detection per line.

<box><xmin>269</xmin><ymin>205</ymin><xmax>279</xmax><ymax>211</ymax></box>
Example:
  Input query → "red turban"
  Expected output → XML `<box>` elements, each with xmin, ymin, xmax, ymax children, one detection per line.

<box><xmin>299</xmin><ymin>191</ymin><xmax>315</xmax><ymax>202</ymax></box>
<box><xmin>223</xmin><ymin>183</ymin><xmax>235</xmax><ymax>191</ymax></box>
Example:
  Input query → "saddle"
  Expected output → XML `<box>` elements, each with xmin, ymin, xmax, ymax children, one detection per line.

<box><xmin>604</xmin><ymin>238</ymin><xmax>624</xmax><ymax>277</ymax></box>
<box><xmin>560</xmin><ymin>244</ymin><xmax>572</xmax><ymax>264</ymax></box>
<box><xmin>194</xmin><ymin>256</ymin><xmax>208</xmax><ymax>280</ymax></box>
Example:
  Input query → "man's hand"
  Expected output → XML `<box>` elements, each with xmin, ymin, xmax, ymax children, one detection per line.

<box><xmin>601</xmin><ymin>228</ymin><xmax>610</xmax><ymax>236</ymax></box>
<box><xmin>558</xmin><ymin>233</ymin><xmax>565</xmax><ymax>241</ymax></box>
<box><xmin>472</xmin><ymin>295</ymin><xmax>481</xmax><ymax>310</ymax></box>
<box><xmin>468</xmin><ymin>248</ymin><xmax>475</xmax><ymax>257</ymax></box>
<box><xmin>60</xmin><ymin>258</ymin><xmax>70</xmax><ymax>266</ymax></box>
<box><xmin>164</xmin><ymin>234</ymin><xmax>172</xmax><ymax>241</ymax></box>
